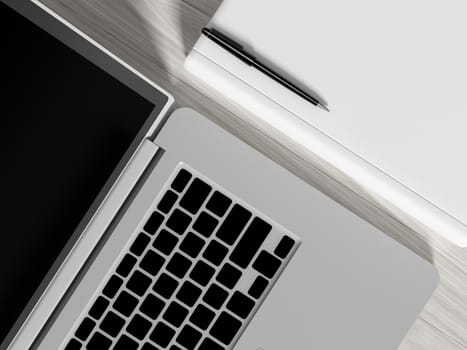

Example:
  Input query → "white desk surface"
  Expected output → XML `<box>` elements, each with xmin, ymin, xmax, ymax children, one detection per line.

<box><xmin>39</xmin><ymin>1</ymin><xmax>467</xmax><ymax>348</ymax></box>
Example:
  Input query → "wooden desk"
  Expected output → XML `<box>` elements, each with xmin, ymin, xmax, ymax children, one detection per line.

<box><xmin>38</xmin><ymin>0</ymin><xmax>467</xmax><ymax>348</ymax></box>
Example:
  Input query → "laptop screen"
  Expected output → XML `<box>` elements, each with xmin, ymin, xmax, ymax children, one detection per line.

<box><xmin>1</xmin><ymin>2</ymin><xmax>156</xmax><ymax>341</ymax></box>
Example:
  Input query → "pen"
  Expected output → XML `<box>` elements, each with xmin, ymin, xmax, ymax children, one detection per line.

<box><xmin>201</xmin><ymin>27</ymin><xmax>330</xmax><ymax>112</ymax></box>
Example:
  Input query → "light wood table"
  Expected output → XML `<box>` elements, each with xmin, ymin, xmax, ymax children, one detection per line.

<box><xmin>38</xmin><ymin>0</ymin><xmax>467</xmax><ymax>348</ymax></box>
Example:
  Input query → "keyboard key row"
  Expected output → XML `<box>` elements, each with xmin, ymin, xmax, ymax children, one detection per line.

<box><xmin>70</xmin><ymin>168</ymin><xmax>296</xmax><ymax>350</ymax></box>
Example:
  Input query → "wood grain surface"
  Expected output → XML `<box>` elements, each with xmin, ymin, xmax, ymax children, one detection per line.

<box><xmin>37</xmin><ymin>0</ymin><xmax>467</xmax><ymax>348</ymax></box>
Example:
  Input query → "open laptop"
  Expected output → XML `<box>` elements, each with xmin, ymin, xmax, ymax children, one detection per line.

<box><xmin>1</xmin><ymin>1</ymin><xmax>438</xmax><ymax>350</ymax></box>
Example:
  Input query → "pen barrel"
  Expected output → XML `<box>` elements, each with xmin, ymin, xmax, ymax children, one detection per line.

<box><xmin>203</xmin><ymin>27</ymin><xmax>255</xmax><ymax>65</ymax></box>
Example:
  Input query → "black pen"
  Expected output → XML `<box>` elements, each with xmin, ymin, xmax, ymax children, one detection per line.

<box><xmin>201</xmin><ymin>27</ymin><xmax>330</xmax><ymax>112</ymax></box>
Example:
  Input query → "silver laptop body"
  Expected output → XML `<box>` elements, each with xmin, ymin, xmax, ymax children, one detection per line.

<box><xmin>2</xmin><ymin>1</ymin><xmax>438</xmax><ymax>350</ymax></box>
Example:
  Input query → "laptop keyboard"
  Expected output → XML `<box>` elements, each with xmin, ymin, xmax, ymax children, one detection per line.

<box><xmin>64</xmin><ymin>166</ymin><xmax>299</xmax><ymax>350</ymax></box>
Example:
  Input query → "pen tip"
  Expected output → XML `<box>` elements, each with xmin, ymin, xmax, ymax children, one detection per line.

<box><xmin>318</xmin><ymin>103</ymin><xmax>330</xmax><ymax>112</ymax></box>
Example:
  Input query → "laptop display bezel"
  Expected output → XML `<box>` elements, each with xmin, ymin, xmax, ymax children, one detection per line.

<box><xmin>0</xmin><ymin>0</ymin><xmax>171</xmax><ymax>348</ymax></box>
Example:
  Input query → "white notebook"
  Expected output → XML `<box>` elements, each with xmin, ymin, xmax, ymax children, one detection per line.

<box><xmin>185</xmin><ymin>0</ymin><xmax>467</xmax><ymax>246</ymax></box>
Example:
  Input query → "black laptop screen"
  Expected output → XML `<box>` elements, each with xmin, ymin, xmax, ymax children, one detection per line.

<box><xmin>1</xmin><ymin>2</ymin><xmax>156</xmax><ymax>340</ymax></box>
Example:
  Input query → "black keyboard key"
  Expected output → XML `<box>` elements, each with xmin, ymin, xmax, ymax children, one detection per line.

<box><xmin>116</xmin><ymin>254</ymin><xmax>137</xmax><ymax>278</ymax></box>
<box><xmin>226</xmin><ymin>291</ymin><xmax>255</xmax><ymax>319</ymax></box>
<box><xmin>177</xmin><ymin>325</ymin><xmax>202</xmax><ymax>350</ymax></box>
<box><xmin>150</xmin><ymin>322</ymin><xmax>176</xmax><ymax>348</ymax></box>
<box><xmin>153</xmin><ymin>229</ymin><xmax>179</xmax><ymax>255</ymax></box>
<box><xmin>216</xmin><ymin>204</ymin><xmax>251</xmax><ymax>245</ymax></box>
<box><xmin>64</xmin><ymin>338</ymin><xmax>81</xmax><ymax>350</ymax></box>
<box><xmin>75</xmin><ymin>317</ymin><xmax>95</xmax><ymax>341</ymax></box>
<box><xmin>153</xmin><ymin>273</ymin><xmax>179</xmax><ymax>299</ymax></box>
<box><xmin>252</xmin><ymin>250</ymin><xmax>281</xmax><ymax>279</ymax></box>
<box><xmin>190</xmin><ymin>261</ymin><xmax>215</xmax><ymax>287</ymax></box>
<box><xmin>140</xmin><ymin>293</ymin><xmax>165</xmax><ymax>320</ymax></box>
<box><xmin>130</xmin><ymin>232</ymin><xmax>151</xmax><ymax>256</ymax></box>
<box><xmin>114</xmin><ymin>334</ymin><xmax>138</xmax><ymax>350</ymax></box>
<box><xmin>102</xmin><ymin>275</ymin><xmax>123</xmax><ymax>299</ymax></box>
<box><xmin>206</xmin><ymin>191</ymin><xmax>232</xmax><ymax>217</ymax></box>
<box><xmin>166</xmin><ymin>209</ymin><xmax>192</xmax><ymax>235</ymax></box>
<box><xmin>158</xmin><ymin>190</ymin><xmax>178</xmax><ymax>214</ymax></box>
<box><xmin>114</xmin><ymin>290</ymin><xmax>139</xmax><ymax>317</ymax></box>
<box><xmin>202</xmin><ymin>240</ymin><xmax>228</xmax><ymax>266</ymax></box>
<box><xmin>171</xmin><ymin>169</ymin><xmax>192</xmax><ymax>192</ymax></box>
<box><xmin>180</xmin><ymin>232</ymin><xmax>205</xmax><ymax>258</ymax></box>
<box><xmin>142</xmin><ymin>343</ymin><xmax>159</xmax><ymax>350</ymax></box>
<box><xmin>163</xmin><ymin>301</ymin><xmax>189</xmax><ymax>327</ymax></box>
<box><xmin>127</xmin><ymin>270</ymin><xmax>152</xmax><ymax>296</ymax></box>
<box><xmin>209</xmin><ymin>312</ymin><xmax>242</xmax><ymax>345</ymax></box>
<box><xmin>140</xmin><ymin>250</ymin><xmax>165</xmax><ymax>276</ymax></box>
<box><xmin>193</xmin><ymin>212</ymin><xmax>218</xmax><ymax>238</ymax></box>
<box><xmin>216</xmin><ymin>263</ymin><xmax>242</xmax><ymax>289</ymax></box>
<box><xmin>144</xmin><ymin>211</ymin><xmax>165</xmax><ymax>235</ymax></box>
<box><xmin>248</xmin><ymin>276</ymin><xmax>268</xmax><ymax>299</ymax></box>
<box><xmin>176</xmin><ymin>280</ymin><xmax>202</xmax><ymax>307</ymax></box>
<box><xmin>203</xmin><ymin>284</ymin><xmax>228</xmax><ymax>310</ymax></box>
<box><xmin>198</xmin><ymin>338</ymin><xmax>224</xmax><ymax>350</ymax></box>
<box><xmin>179</xmin><ymin>178</ymin><xmax>212</xmax><ymax>214</ymax></box>
<box><xmin>87</xmin><ymin>331</ymin><xmax>112</xmax><ymax>350</ymax></box>
<box><xmin>229</xmin><ymin>217</ymin><xmax>271</xmax><ymax>268</ymax></box>
<box><xmin>127</xmin><ymin>313</ymin><xmax>152</xmax><ymax>340</ymax></box>
<box><xmin>189</xmin><ymin>304</ymin><xmax>215</xmax><ymax>330</ymax></box>
<box><xmin>166</xmin><ymin>252</ymin><xmax>192</xmax><ymax>278</ymax></box>
<box><xmin>89</xmin><ymin>296</ymin><xmax>109</xmax><ymax>320</ymax></box>
<box><xmin>274</xmin><ymin>235</ymin><xmax>295</xmax><ymax>259</ymax></box>
<box><xmin>100</xmin><ymin>310</ymin><xmax>125</xmax><ymax>337</ymax></box>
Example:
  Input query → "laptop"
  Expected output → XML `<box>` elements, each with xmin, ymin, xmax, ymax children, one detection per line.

<box><xmin>1</xmin><ymin>1</ymin><xmax>438</xmax><ymax>350</ymax></box>
<box><xmin>186</xmin><ymin>0</ymin><xmax>467</xmax><ymax>247</ymax></box>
